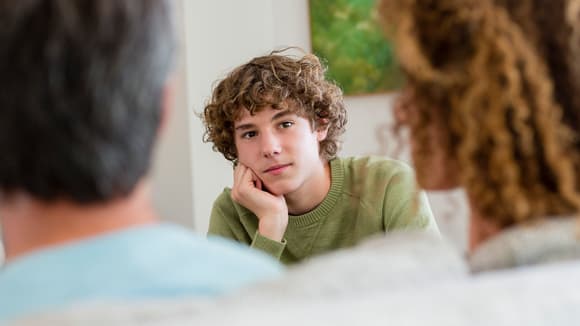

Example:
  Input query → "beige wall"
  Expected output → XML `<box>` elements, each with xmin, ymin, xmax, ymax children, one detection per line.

<box><xmin>150</xmin><ymin>0</ymin><xmax>195</xmax><ymax>229</ymax></box>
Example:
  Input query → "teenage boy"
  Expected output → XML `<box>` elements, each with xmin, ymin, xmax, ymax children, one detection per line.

<box><xmin>203</xmin><ymin>52</ymin><xmax>439</xmax><ymax>264</ymax></box>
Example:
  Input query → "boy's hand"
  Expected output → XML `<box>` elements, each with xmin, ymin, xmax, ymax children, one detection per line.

<box><xmin>231</xmin><ymin>163</ymin><xmax>288</xmax><ymax>242</ymax></box>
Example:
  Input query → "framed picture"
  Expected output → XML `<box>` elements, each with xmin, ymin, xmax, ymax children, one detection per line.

<box><xmin>309</xmin><ymin>0</ymin><xmax>402</xmax><ymax>96</ymax></box>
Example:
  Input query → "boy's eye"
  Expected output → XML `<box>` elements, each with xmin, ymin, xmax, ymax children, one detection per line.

<box><xmin>279</xmin><ymin>121</ymin><xmax>294</xmax><ymax>128</ymax></box>
<box><xmin>241</xmin><ymin>131</ymin><xmax>256</xmax><ymax>139</ymax></box>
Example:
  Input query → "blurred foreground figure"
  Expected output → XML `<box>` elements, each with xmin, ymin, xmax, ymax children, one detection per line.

<box><xmin>380</xmin><ymin>0</ymin><xmax>580</xmax><ymax>271</ymax></box>
<box><xmin>0</xmin><ymin>0</ymin><xmax>281</xmax><ymax>322</ymax></box>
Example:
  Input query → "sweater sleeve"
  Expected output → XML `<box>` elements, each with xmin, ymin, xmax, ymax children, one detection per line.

<box><xmin>208</xmin><ymin>189</ymin><xmax>287</xmax><ymax>260</ymax></box>
<box><xmin>382</xmin><ymin>163</ymin><xmax>440</xmax><ymax>236</ymax></box>
<box><xmin>251</xmin><ymin>231</ymin><xmax>287</xmax><ymax>260</ymax></box>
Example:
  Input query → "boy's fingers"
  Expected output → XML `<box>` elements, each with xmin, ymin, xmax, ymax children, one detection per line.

<box><xmin>233</xmin><ymin>164</ymin><xmax>248</xmax><ymax>186</ymax></box>
<box><xmin>249</xmin><ymin>170</ymin><xmax>263</xmax><ymax>190</ymax></box>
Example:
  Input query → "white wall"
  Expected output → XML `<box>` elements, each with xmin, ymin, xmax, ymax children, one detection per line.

<box><xmin>152</xmin><ymin>0</ymin><xmax>467</xmax><ymax>251</ymax></box>
<box><xmin>150</xmin><ymin>0</ymin><xmax>195</xmax><ymax>229</ymax></box>
<box><xmin>183</xmin><ymin>0</ymin><xmax>277</xmax><ymax>233</ymax></box>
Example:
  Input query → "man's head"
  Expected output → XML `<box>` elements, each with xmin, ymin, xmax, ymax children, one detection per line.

<box><xmin>380</xmin><ymin>0</ymin><xmax>580</xmax><ymax>227</ymax></box>
<box><xmin>0</xmin><ymin>0</ymin><xmax>175</xmax><ymax>204</ymax></box>
<box><xmin>202</xmin><ymin>51</ymin><xmax>347</xmax><ymax>164</ymax></box>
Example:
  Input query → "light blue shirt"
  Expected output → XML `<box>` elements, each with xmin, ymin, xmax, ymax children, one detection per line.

<box><xmin>0</xmin><ymin>223</ymin><xmax>283</xmax><ymax>322</ymax></box>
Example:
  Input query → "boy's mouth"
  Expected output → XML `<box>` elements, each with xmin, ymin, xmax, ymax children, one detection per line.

<box><xmin>263</xmin><ymin>163</ymin><xmax>292</xmax><ymax>175</ymax></box>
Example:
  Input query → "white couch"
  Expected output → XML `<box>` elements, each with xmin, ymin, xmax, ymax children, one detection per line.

<box><xmin>13</xmin><ymin>233</ymin><xmax>580</xmax><ymax>325</ymax></box>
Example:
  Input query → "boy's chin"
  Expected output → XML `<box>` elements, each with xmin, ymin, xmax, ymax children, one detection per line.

<box><xmin>263</xmin><ymin>182</ymin><xmax>294</xmax><ymax>197</ymax></box>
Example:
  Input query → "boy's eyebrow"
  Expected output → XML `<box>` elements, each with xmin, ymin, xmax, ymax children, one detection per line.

<box><xmin>234</xmin><ymin>110</ymin><xmax>293</xmax><ymax>131</ymax></box>
<box><xmin>271</xmin><ymin>110</ymin><xmax>292</xmax><ymax>121</ymax></box>
<box><xmin>234</xmin><ymin>123</ymin><xmax>255</xmax><ymax>131</ymax></box>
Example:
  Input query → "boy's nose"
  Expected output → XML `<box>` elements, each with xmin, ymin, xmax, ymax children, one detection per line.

<box><xmin>261</xmin><ymin>132</ymin><xmax>282</xmax><ymax>158</ymax></box>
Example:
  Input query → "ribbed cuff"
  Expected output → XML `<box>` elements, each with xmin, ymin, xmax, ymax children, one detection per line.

<box><xmin>251</xmin><ymin>230</ymin><xmax>286</xmax><ymax>260</ymax></box>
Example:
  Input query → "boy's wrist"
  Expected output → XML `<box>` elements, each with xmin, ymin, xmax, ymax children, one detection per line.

<box><xmin>251</xmin><ymin>231</ymin><xmax>286</xmax><ymax>260</ymax></box>
<box><xmin>258</xmin><ymin>215</ymin><xmax>288</xmax><ymax>242</ymax></box>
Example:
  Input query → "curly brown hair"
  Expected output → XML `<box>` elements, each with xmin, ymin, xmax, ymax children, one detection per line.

<box><xmin>202</xmin><ymin>50</ymin><xmax>347</xmax><ymax>162</ymax></box>
<box><xmin>379</xmin><ymin>0</ymin><xmax>580</xmax><ymax>227</ymax></box>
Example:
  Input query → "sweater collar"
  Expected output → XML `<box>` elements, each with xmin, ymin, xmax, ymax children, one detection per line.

<box><xmin>287</xmin><ymin>158</ymin><xmax>344</xmax><ymax>228</ymax></box>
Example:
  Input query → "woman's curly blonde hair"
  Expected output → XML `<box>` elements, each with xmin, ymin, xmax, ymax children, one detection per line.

<box><xmin>202</xmin><ymin>50</ymin><xmax>347</xmax><ymax>162</ymax></box>
<box><xmin>379</xmin><ymin>0</ymin><xmax>580</xmax><ymax>227</ymax></box>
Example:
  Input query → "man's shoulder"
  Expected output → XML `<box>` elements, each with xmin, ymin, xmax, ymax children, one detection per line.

<box><xmin>0</xmin><ymin>224</ymin><xmax>282</xmax><ymax>322</ymax></box>
<box><xmin>0</xmin><ymin>224</ymin><xmax>277</xmax><ymax>277</ymax></box>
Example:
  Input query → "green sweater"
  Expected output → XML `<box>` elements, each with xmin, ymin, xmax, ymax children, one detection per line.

<box><xmin>208</xmin><ymin>156</ymin><xmax>439</xmax><ymax>264</ymax></box>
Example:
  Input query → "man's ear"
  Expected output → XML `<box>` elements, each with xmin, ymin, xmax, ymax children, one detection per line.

<box><xmin>158</xmin><ymin>77</ymin><xmax>176</xmax><ymax>136</ymax></box>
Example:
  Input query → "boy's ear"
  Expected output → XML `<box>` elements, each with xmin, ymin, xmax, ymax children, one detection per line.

<box><xmin>316</xmin><ymin>124</ymin><xmax>329</xmax><ymax>142</ymax></box>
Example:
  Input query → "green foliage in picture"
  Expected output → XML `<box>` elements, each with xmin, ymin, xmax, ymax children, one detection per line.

<box><xmin>310</xmin><ymin>0</ymin><xmax>402</xmax><ymax>95</ymax></box>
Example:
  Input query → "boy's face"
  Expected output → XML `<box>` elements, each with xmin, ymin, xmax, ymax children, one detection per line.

<box><xmin>233</xmin><ymin>105</ymin><xmax>328</xmax><ymax>196</ymax></box>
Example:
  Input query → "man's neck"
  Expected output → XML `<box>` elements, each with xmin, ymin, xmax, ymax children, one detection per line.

<box><xmin>0</xmin><ymin>181</ymin><xmax>158</xmax><ymax>262</ymax></box>
<box><xmin>285</xmin><ymin>159</ymin><xmax>332</xmax><ymax>215</ymax></box>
